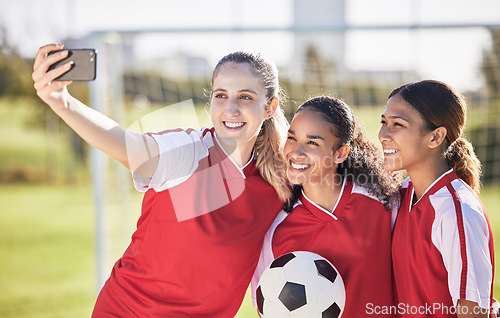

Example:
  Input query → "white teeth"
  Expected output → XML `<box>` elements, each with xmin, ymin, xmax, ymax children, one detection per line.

<box><xmin>291</xmin><ymin>162</ymin><xmax>310</xmax><ymax>170</ymax></box>
<box><xmin>225</xmin><ymin>122</ymin><xmax>244</xmax><ymax>128</ymax></box>
<box><xmin>384</xmin><ymin>149</ymin><xmax>398</xmax><ymax>154</ymax></box>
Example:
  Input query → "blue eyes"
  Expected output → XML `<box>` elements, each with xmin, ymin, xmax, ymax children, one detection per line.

<box><xmin>213</xmin><ymin>94</ymin><xmax>252</xmax><ymax>100</ymax></box>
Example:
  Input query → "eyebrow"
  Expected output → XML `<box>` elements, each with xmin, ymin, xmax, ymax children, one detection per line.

<box><xmin>288</xmin><ymin>129</ymin><xmax>325</xmax><ymax>141</ymax></box>
<box><xmin>212</xmin><ymin>88</ymin><xmax>258</xmax><ymax>95</ymax></box>
<box><xmin>380</xmin><ymin>114</ymin><xmax>410</xmax><ymax>122</ymax></box>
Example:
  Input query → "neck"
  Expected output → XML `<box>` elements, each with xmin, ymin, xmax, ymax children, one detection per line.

<box><xmin>408</xmin><ymin>157</ymin><xmax>450</xmax><ymax>200</ymax></box>
<box><xmin>303</xmin><ymin>174</ymin><xmax>343</xmax><ymax>212</ymax></box>
<box><xmin>216</xmin><ymin>135</ymin><xmax>255</xmax><ymax>168</ymax></box>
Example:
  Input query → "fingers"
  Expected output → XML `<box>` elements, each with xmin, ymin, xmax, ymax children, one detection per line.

<box><xmin>33</xmin><ymin>60</ymin><xmax>73</xmax><ymax>91</ymax></box>
<box><xmin>33</xmin><ymin>43</ymin><xmax>64</xmax><ymax>71</ymax></box>
<box><xmin>32</xmin><ymin>44</ymin><xmax>75</xmax><ymax>97</ymax></box>
<box><xmin>32</xmin><ymin>43</ymin><xmax>69</xmax><ymax>82</ymax></box>
<box><xmin>32</xmin><ymin>50</ymin><xmax>69</xmax><ymax>82</ymax></box>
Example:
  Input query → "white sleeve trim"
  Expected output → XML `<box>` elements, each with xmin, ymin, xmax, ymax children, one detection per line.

<box><xmin>251</xmin><ymin>210</ymin><xmax>289</xmax><ymax>307</ymax></box>
<box><xmin>430</xmin><ymin>181</ymin><xmax>492</xmax><ymax>309</ymax></box>
<box><xmin>132</xmin><ymin>129</ymin><xmax>209</xmax><ymax>192</ymax></box>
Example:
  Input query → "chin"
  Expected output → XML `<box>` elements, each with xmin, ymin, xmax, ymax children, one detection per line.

<box><xmin>287</xmin><ymin>173</ymin><xmax>307</xmax><ymax>186</ymax></box>
<box><xmin>383</xmin><ymin>160</ymin><xmax>403</xmax><ymax>172</ymax></box>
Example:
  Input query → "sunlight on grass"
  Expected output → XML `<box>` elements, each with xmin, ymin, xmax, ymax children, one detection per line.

<box><xmin>1</xmin><ymin>98</ymin><xmax>498</xmax><ymax>317</ymax></box>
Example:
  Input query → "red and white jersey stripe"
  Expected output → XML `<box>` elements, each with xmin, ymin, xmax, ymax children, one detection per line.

<box><xmin>252</xmin><ymin>179</ymin><xmax>395</xmax><ymax>318</ymax></box>
<box><xmin>392</xmin><ymin>169</ymin><xmax>494</xmax><ymax>315</ymax></box>
<box><xmin>92</xmin><ymin>127</ymin><xmax>283</xmax><ymax>317</ymax></box>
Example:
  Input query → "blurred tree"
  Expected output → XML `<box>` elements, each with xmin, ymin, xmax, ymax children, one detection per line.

<box><xmin>0</xmin><ymin>26</ymin><xmax>34</xmax><ymax>97</ymax></box>
<box><xmin>0</xmin><ymin>27</ymin><xmax>89</xmax><ymax>183</ymax></box>
<box><xmin>304</xmin><ymin>45</ymin><xmax>335</xmax><ymax>92</ymax></box>
<box><xmin>474</xmin><ymin>28</ymin><xmax>500</xmax><ymax>184</ymax></box>
<box><xmin>481</xmin><ymin>28</ymin><xmax>500</xmax><ymax>97</ymax></box>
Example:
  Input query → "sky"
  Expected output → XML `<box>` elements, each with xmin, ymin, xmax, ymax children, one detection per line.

<box><xmin>1</xmin><ymin>0</ymin><xmax>500</xmax><ymax>91</ymax></box>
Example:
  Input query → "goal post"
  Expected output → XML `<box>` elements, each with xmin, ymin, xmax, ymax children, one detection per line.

<box><xmin>84</xmin><ymin>24</ymin><xmax>500</xmax><ymax>292</ymax></box>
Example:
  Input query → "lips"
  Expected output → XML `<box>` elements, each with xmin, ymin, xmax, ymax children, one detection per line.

<box><xmin>383</xmin><ymin>148</ymin><xmax>399</xmax><ymax>154</ymax></box>
<box><xmin>289</xmin><ymin>160</ymin><xmax>311</xmax><ymax>171</ymax></box>
<box><xmin>223</xmin><ymin>121</ymin><xmax>245</xmax><ymax>129</ymax></box>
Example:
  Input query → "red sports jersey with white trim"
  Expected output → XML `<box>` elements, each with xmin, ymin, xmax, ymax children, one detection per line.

<box><xmin>392</xmin><ymin>169</ymin><xmax>494</xmax><ymax>317</ymax></box>
<box><xmin>92</xmin><ymin>127</ymin><xmax>283</xmax><ymax>318</ymax></box>
<box><xmin>252</xmin><ymin>179</ymin><xmax>395</xmax><ymax>318</ymax></box>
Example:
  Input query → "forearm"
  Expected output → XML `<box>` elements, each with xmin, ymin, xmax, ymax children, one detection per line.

<box><xmin>53</xmin><ymin>96</ymin><xmax>159</xmax><ymax>176</ymax></box>
<box><xmin>33</xmin><ymin>44</ymin><xmax>159</xmax><ymax>177</ymax></box>
<box><xmin>53</xmin><ymin>95</ymin><xmax>130</xmax><ymax>166</ymax></box>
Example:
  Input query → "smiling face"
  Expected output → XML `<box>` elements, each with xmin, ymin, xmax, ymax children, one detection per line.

<box><xmin>284</xmin><ymin>108</ymin><xmax>345</xmax><ymax>189</ymax></box>
<box><xmin>378</xmin><ymin>94</ymin><xmax>435</xmax><ymax>173</ymax></box>
<box><xmin>210</xmin><ymin>62</ymin><xmax>271</xmax><ymax>153</ymax></box>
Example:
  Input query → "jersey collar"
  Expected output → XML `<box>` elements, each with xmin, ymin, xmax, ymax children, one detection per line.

<box><xmin>213</xmin><ymin>129</ymin><xmax>255</xmax><ymax>178</ymax></box>
<box><xmin>407</xmin><ymin>168</ymin><xmax>456</xmax><ymax>210</ymax></box>
<box><xmin>299</xmin><ymin>178</ymin><xmax>354</xmax><ymax>222</ymax></box>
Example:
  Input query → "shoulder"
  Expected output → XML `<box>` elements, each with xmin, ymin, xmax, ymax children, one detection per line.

<box><xmin>351</xmin><ymin>183</ymin><xmax>388</xmax><ymax>209</ymax></box>
<box><xmin>350</xmin><ymin>183</ymin><xmax>396</xmax><ymax>221</ymax></box>
<box><xmin>148</xmin><ymin>127</ymin><xmax>214</xmax><ymax>153</ymax></box>
<box><xmin>149</xmin><ymin>127</ymin><xmax>212</xmax><ymax>142</ymax></box>
<box><xmin>401</xmin><ymin>177</ymin><xmax>411</xmax><ymax>190</ymax></box>
<box><xmin>137</xmin><ymin>128</ymin><xmax>213</xmax><ymax>191</ymax></box>
<box><xmin>429</xmin><ymin>179</ymin><xmax>488</xmax><ymax>229</ymax></box>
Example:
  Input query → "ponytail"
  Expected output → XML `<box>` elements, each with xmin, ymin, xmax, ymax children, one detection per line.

<box><xmin>389</xmin><ymin>80</ymin><xmax>481</xmax><ymax>193</ymax></box>
<box><xmin>254</xmin><ymin>106</ymin><xmax>291</xmax><ymax>203</ymax></box>
<box><xmin>444</xmin><ymin>137</ymin><xmax>481</xmax><ymax>194</ymax></box>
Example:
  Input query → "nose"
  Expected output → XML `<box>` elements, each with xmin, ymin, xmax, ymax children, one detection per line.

<box><xmin>225</xmin><ymin>98</ymin><xmax>241</xmax><ymax>117</ymax></box>
<box><xmin>286</xmin><ymin>141</ymin><xmax>306</xmax><ymax>159</ymax></box>
<box><xmin>378</xmin><ymin>125</ymin><xmax>391</xmax><ymax>143</ymax></box>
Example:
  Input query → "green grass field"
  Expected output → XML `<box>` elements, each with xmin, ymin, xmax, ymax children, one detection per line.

<box><xmin>0</xmin><ymin>98</ymin><xmax>498</xmax><ymax>317</ymax></box>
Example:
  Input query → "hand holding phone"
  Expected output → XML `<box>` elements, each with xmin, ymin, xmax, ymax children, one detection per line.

<box><xmin>48</xmin><ymin>49</ymin><xmax>97</xmax><ymax>81</ymax></box>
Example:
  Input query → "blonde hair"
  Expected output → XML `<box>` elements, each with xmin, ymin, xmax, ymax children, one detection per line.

<box><xmin>213</xmin><ymin>52</ymin><xmax>291</xmax><ymax>202</ymax></box>
<box><xmin>254</xmin><ymin>106</ymin><xmax>291</xmax><ymax>202</ymax></box>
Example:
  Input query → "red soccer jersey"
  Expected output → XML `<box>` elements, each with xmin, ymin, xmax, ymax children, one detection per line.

<box><xmin>392</xmin><ymin>169</ymin><xmax>494</xmax><ymax>318</ymax></box>
<box><xmin>252</xmin><ymin>179</ymin><xmax>395</xmax><ymax>318</ymax></box>
<box><xmin>92</xmin><ymin>127</ymin><xmax>283</xmax><ymax>318</ymax></box>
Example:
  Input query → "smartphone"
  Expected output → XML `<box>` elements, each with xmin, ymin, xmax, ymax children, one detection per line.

<box><xmin>48</xmin><ymin>49</ymin><xmax>97</xmax><ymax>81</ymax></box>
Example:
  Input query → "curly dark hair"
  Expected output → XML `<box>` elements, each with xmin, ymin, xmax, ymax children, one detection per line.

<box><xmin>283</xmin><ymin>96</ymin><xmax>402</xmax><ymax>212</ymax></box>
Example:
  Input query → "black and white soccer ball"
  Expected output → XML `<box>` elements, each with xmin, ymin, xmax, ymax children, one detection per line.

<box><xmin>256</xmin><ymin>251</ymin><xmax>345</xmax><ymax>318</ymax></box>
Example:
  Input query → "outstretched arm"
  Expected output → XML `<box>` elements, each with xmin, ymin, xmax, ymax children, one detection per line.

<box><xmin>32</xmin><ymin>44</ymin><xmax>159</xmax><ymax>178</ymax></box>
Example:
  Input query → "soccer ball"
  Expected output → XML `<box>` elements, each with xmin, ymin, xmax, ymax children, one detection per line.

<box><xmin>256</xmin><ymin>251</ymin><xmax>345</xmax><ymax>318</ymax></box>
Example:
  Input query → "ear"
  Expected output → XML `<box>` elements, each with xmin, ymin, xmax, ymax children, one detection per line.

<box><xmin>333</xmin><ymin>144</ymin><xmax>350</xmax><ymax>165</ymax></box>
<box><xmin>265</xmin><ymin>97</ymin><xmax>278</xmax><ymax>119</ymax></box>
<box><xmin>428</xmin><ymin>126</ymin><xmax>447</xmax><ymax>149</ymax></box>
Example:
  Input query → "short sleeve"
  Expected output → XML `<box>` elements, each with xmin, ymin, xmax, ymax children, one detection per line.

<box><xmin>431</xmin><ymin>185</ymin><xmax>493</xmax><ymax>309</ymax></box>
<box><xmin>132</xmin><ymin>128</ymin><xmax>209</xmax><ymax>192</ymax></box>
